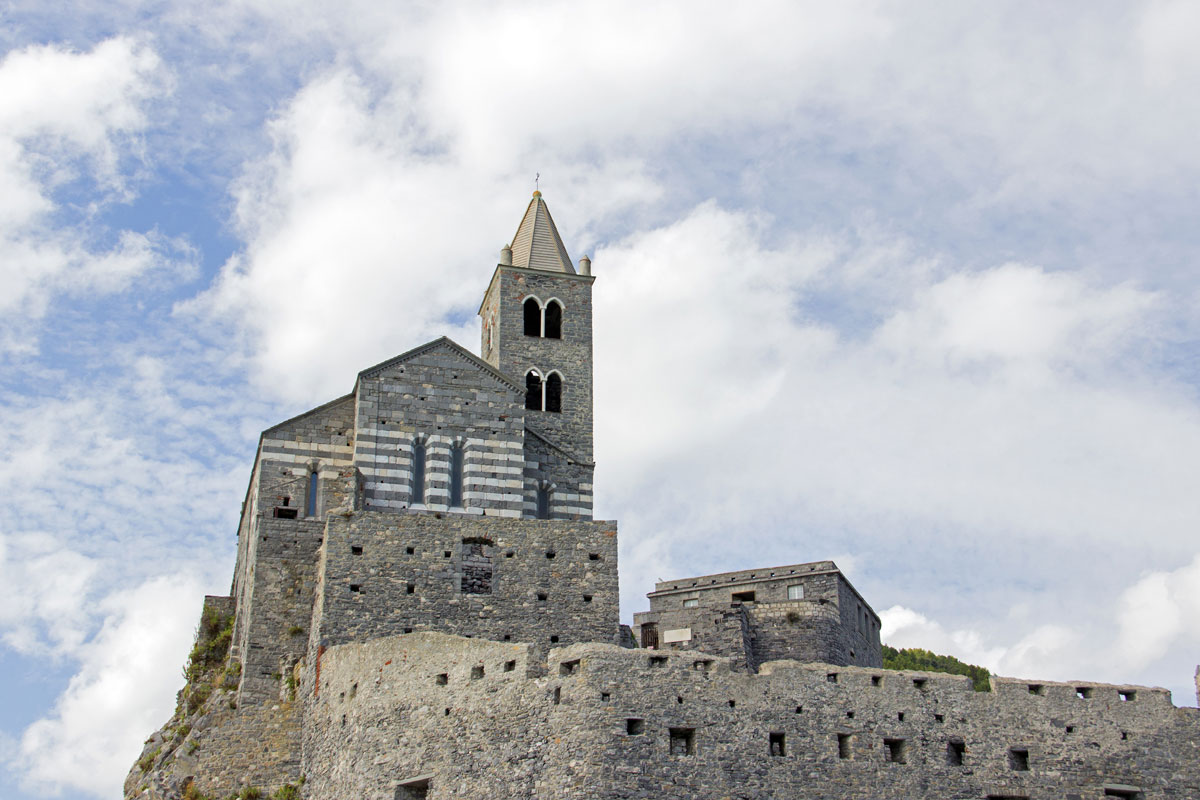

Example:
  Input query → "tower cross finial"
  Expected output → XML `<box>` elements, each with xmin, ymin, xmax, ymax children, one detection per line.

<box><xmin>535</xmin><ymin>172</ymin><xmax>540</xmax><ymax>192</ymax></box>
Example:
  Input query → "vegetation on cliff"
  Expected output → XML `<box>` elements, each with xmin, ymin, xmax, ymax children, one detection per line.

<box><xmin>882</xmin><ymin>644</ymin><xmax>992</xmax><ymax>691</ymax></box>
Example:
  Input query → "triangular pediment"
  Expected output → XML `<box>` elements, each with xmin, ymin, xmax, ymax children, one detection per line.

<box><xmin>509</xmin><ymin>192</ymin><xmax>575</xmax><ymax>274</ymax></box>
<box><xmin>358</xmin><ymin>336</ymin><xmax>522</xmax><ymax>393</ymax></box>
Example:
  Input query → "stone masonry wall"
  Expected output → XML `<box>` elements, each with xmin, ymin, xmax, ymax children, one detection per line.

<box><xmin>488</xmin><ymin>266</ymin><xmax>595</xmax><ymax>463</ymax></box>
<box><xmin>304</xmin><ymin>635</ymin><xmax>1200</xmax><ymax>800</ymax></box>
<box><xmin>310</xmin><ymin>512</ymin><xmax>620</xmax><ymax>666</ymax></box>
<box><xmin>353</xmin><ymin>341</ymin><xmax>527</xmax><ymax>517</ymax></box>
<box><xmin>236</xmin><ymin>515</ymin><xmax>325</xmax><ymax>705</ymax></box>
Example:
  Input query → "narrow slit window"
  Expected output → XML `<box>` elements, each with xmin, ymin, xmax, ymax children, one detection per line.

<box><xmin>769</xmin><ymin>732</ymin><xmax>786</xmax><ymax>757</ymax></box>
<box><xmin>449</xmin><ymin>442</ymin><xmax>465</xmax><ymax>508</ymax></box>
<box><xmin>536</xmin><ymin>484</ymin><xmax>551</xmax><ymax>519</ymax></box>
<box><xmin>524</xmin><ymin>297</ymin><xmax>541</xmax><ymax>336</ymax></box>
<box><xmin>545</xmin><ymin>372</ymin><xmax>562</xmax><ymax>413</ymax></box>
<box><xmin>307</xmin><ymin>470</ymin><xmax>318</xmax><ymax>517</ymax></box>
<box><xmin>525</xmin><ymin>370</ymin><xmax>543</xmax><ymax>411</ymax></box>
<box><xmin>837</xmin><ymin>734</ymin><xmax>852</xmax><ymax>760</ymax></box>
<box><xmin>544</xmin><ymin>300</ymin><xmax>562</xmax><ymax>338</ymax></box>
<box><xmin>411</xmin><ymin>439</ymin><xmax>426</xmax><ymax>505</ymax></box>
<box><xmin>946</xmin><ymin>739</ymin><xmax>965</xmax><ymax>766</ymax></box>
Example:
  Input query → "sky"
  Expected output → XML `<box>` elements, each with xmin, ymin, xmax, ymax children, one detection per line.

<box><xmin>1</xmin><ymin>1</ymin><xmax>1198</xmax><ymax>797</ymax></box>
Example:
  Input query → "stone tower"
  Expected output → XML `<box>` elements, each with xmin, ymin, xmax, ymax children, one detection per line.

<box><xmin>479</xmin><ymin>191</ymin><xmax>595</xmax><ymax>464</ymax></box>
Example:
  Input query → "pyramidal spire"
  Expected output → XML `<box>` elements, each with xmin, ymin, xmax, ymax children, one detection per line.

<box><xmin>508</xmin><ymin>190</ymin><xmax>575</xmax><ymax>274</ymax></box>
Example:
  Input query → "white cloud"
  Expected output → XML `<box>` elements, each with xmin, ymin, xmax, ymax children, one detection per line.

<box><xmin>1115</xmin><ymin>554</ymin><xmax>1200</xmax><ymax>672</ymax></box>
<box><xmin>0</xmin><ymin>37</ymin><xmax>176</xmax><ymax>351</ymax></box>
<box><xmin>0</xmin><ymin>534</ymin><xmax>99</xmax><ymax>657</ymax></box>
<box><xmin>15</xmin><ymin>575</ymin><xmax>203</xmax><ymax>799</ymax></box>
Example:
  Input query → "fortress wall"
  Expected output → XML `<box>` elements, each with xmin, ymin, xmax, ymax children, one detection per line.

<box><xmin>301</xmin><ymin>637</ymin><xmax>1199</xmax><ymax>800</ymax></box>
<box><xmin>303</xmin><ymin>633</ymin><xmax>549</xmax><ymax>800</ymax></box>
<box><xmin>747</xmin><ymin>600</ymin><xmax>858</xmax><ymax>668</ymax></box>
<box><xmin>311</xmin><ymin>513</ymin><xmax>619</xmax><ymax>664</ymax></box>
<box><xmin>632</xmin><ymin>606</ymin><xmax>754</xmax><ymax>670</ymax></box>
<box><xmin>836</xmin><ymin>578</ymin><xmax>882</xmax><ymax>667</ymax></box>
<box><xmin>354</xmin><ymin>348</ymin><xmax>526</xmax><ymax>516</ymax></box>
<box><xmin>235</xmin><ymin>515</ymin><xmax>325</xmax><ymax>705</ymax></box>
<box><xmin>260</xmin><ymin>394</ymin><xmax>356</xmax><ymax>471</ymax></box>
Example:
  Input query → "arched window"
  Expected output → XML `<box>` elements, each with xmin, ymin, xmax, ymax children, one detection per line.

<box><xmin>544</xmin><ymin>300</ymin><xmax>562</xmax><ymax>338</ymax></box>
<box><xmin>306</xmin><ymin>469</ymin><xmax>318</xmax><ymax>517</ymax></box>
<box><xmin>411</xmin><ymin>438</ymin><xmax>426</xmax><ymax>505</ymax></box>
<box><xmin>449</xmin><ymin>441</ymin><xmax>465</xmax><ymax>508</ymax></box>
<box><xmin>545</xmin><ymin>372</ymin><xmax>562</xmax><ymax>413</ymax></box>
<box><xmin>525</xmin><ymin>370</ymin><xmax>543</xmax><ymax>411</ymax></box>
<box><xmin>523</xmin><ymin>298</ymin><xmax>541</xmax><ymax>336</ymax></box>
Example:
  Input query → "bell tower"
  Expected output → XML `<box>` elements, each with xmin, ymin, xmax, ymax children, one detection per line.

<box><xmin>479</xmin><ymin>191</ymin><xmax>594</xmax><ymax>464</ymax></box>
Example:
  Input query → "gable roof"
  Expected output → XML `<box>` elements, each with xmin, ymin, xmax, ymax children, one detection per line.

<box><xmin>357</xmin><ymin>336</ymin><xmax>523</xmax><ymax>393</ymax></box>
<box><xmin>509</xmin><ymin>191</ymin><xmax>575</xmax><ymax>274</ymax></box>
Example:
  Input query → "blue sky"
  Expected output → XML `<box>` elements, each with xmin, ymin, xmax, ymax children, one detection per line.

<box><xmin>2</xmin><ymin>2</ymin><xmax>1199</xmax><ymax>798</ymax></box>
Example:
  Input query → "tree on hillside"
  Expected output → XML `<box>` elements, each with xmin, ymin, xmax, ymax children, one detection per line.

<box><xmin>882</xmin><ymin>645</ymin><xmax>992</xmax><ymax>692</ymax></box>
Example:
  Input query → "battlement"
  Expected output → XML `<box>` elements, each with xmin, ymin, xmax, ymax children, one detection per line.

<box><xmin>303</xmin><ymin>633</ymin><xmax>1198</xmax><ymax>800</ymax></box>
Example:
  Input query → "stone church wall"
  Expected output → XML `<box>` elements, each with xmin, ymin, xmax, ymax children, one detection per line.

<box><xmin>310</xmin><ymin>512</ymin><xmax>619</xmax><ymax>665</ymax></box>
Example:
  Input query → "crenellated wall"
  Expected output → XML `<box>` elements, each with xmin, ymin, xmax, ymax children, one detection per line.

<box><xmin>302</xmin><ymin>635</ymin><xmax>1200</xmax><ymax>800</ymax></box>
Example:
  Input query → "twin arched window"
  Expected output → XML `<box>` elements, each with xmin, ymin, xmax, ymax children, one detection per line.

<box><xmin>523</xmin><ymin>297</ymin><xmax>563</xmax><ymax>338</ymax></box>
<box><xmin>525</xmin><ymin>370</ymin><xmax>562</xmax><ymax>412</ymax></box>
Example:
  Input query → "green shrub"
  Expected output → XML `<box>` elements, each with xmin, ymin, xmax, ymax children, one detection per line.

<box><xmin>286</xmin><ymin>625</ymin><xmax>304</xmax><ymax>636</ymax></box>
<box><xmin>186</xmin><ymin>683</ymin><xmax>213</xmax><ymax>714</ymax></box>
<box><xmin>183</xmin><ymin>606</ymin><xmax>235</xmax><ymax>683</ymax></box>
<box><xmin>138</xmin><ymin>747</ymin><xmax>161</xmax><ymax>772</ymax></box>
<box><xmin>272</xmin><ymin>783</ymin><xmax>301</xmax><ymax>800</ymax></box>
<box><xmin>882</xmin><ymin>645</ymin><xmax>991</xmax><ymax>692</ymax></box>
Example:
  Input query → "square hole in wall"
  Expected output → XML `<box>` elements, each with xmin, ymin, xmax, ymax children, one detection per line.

<box><xmin>625</xmin><ymin>718</ymin><xmax>645</xmax><ymax>735</ymax></box>
<box><xmin>443</xmin><ymin>551</ymin><xmax>452</xmax><ymax>558</ymax></box>
<box><xmin>769</xmin><ymin>732</ymin><xmax>786</xmax><ymax>757</ymax></box>
<box><xmin>897</xmin><ymin>712</ymin><xmax>905</xmax><ymax>721</ymax></box>
<box><xmin>505</xmin><ymin>551</ymin><xmax>514</xmax><ymax>558</ymax></box>
<box><xmin>934</xmin><ymin>714</ymin><xmax>944</xmax><ymax>723</ymax></box>
<box><xmin>871</xmin><ymin>675</ymin><xmax>882</xmax><ymax>687</ymax></box>
<box><xmin>669</xmin><ymin>727</ymin><xmax>696</xmax><ymax>756</ymax></box>
<box><xmin>946</xmin><ymin>739</ymin><xmax>965</xmax><ymax>766</ymax></box>
<box><xmin>470</xmin><ymin>665</ymin><xmax>484</xmax><ymax>680</ymax></box>
<box><xmin>435</xmin><ymin>673</ymin><xmax>448</xmax><ymax>686</ymax></box>
<box><xmin>1007</xmin><ymin>748</ymin><xmax>1029</xmax><ymax>771</ymax></box>
<box><xmin>1076</xmin><ymin>686</ymin><xmax>1092</xmax><ymax>699</ymax></box>
<box><xmin>649</xmin><ymin>656</ymin><xmax>668</xmax><ymax>668</ymax></box>
<box><xmin>826</xmin><ymin>673</ymin><xmax>838</xmax><ymax>683</ymax></box>
<box><xmin>504</xmin><ymin>660</ymin><xmax>516</xmax><ymax>672</ymax></box>
<box><xmin>349</xmin><ymin>584</ymin><xmax>361</xmax><ymax>593</ymax></box>
<box><xmin>407</xmin><ymin>583</ymin><xmax>415</xmax><ymax>595</ymax></box>
<box><xmin>601</xmin><ymin>692</ymin><xmax>610</xmax><ymax>702</ymax></box>
<box><xmin>406</xmin><ymin>546</ymin><xmax>415</xmax><ymax>555</ymax></box>
<box><xmin>1119</xmin><ymin>690</ymin><xmax>1136</xmax><ymax>702</ymax></box>
<box><xmin>884</xmin><ymin>738</ymin><xmax>907</xmax><ymax>764</ymax></box>
<box><xmin>583</xmin><ymin>595</ymin><xmax>593</xmax><ymax>603</ymax></box>
<box><xmin>549</xmin><ymin>635</ymin><xmax>559</xmax><ymax>643</ymax></box>
<box><xmin>846</xmin><ymin>711</ymin><xmax>854</xmax><ymax>719</ymax></box>
<box><xmin>589</xmin><ymin>553</ymin><xmax>601</xmax><ymax>561</ymax></box>
<box><xmin>1027</xmin><ymin>684</ymin><xmax>1044</xmax><ymax>695</ymax></box>
<box><xmin>351</xmin><ymin>546</ymin><xmax>363</xmax><ymax>555</ymax></box>
<box><xmin>559</xmin><ymin>659</ymin><xmax>580</xmax><ymax>676</ymax></box>
<box><xmin>537</xmin><ymin>592</ymin><xmax>548</xmax><ymax>602</ymax></box>
<box><xmin>913</xmin><ymin>678</ymin><xmax>927</xmax><ymax>690</ymax></box>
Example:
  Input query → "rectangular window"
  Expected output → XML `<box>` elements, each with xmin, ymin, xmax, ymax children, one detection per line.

<box><xmin>946</xmin><ymin>739</ymin><xmax>965</xmax><ymax>766</ymax></box>
<box><xmin>837</xmin><ymin>734</ymin><xmax>852</xmax><ymax>760</ymax></box>
<box><xmin>626</xmin><ymin>718</ymin><xmax>645</xmax><ymax>735</ymax></box>
<box><xmin>449</xmin><ymin>443</ymin><xmax>464</xmax><ymax>508</ymax></box>
<box><xmin>769</xmin><ymin>732</ymin><xmax>786</xmax><ymax>757</ymax></box>
<box><xmin>669</xmin><ymin>727</ymin><xmax>696</xmax><ymax>756</ymax></box>
<box><xmin>731</xmin><ymin>590</ymin><xmax>756</xmax><ymax>603</ymax></box>
<box><xmin>787</xmin><ymin>584</ymin><xmax>804</xmax><ymax>600</ymax></box>
<box><xmin>683</xmin><ymin>598</ymin><xmax>698</xmax><ymax>608</ymax></box>
<box><xmin>1008</xmin><ymin>748</ymin><xmax>1030</xmax><ymax>771</ymax></box>
<box><xmin>410</xmin><ymin>440</ymin><xmax>426</xmax><ymax>505</ymax></box>
<box><xmin>884</xmin><ymin>738</ymin><xmax>907</xmax><ymax>764</ymax></box>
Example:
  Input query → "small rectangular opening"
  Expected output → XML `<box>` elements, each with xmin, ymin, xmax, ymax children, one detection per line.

<box><xmin>934</xmin><ymin>713</ymin><xmax>944</xmax><ymax>723</ymax></box>
<box><xmin>434</xmin><ymin>673</ymin><xmax>447</xmax><ymax>686</ymax></box>
<box><xmin>837</xmin><ymin>733</ymin><xmax>852</xmax><ymax>760</ymax></box>
<box><xmin>349</xmin><ymin>584</ymin><xmax>361</xmax><ymax>593</ymax></box>
<box><xmin>537</xmin><ymin>592</ymin><xmax>548</xmax><ymax>601</ymax></box>
<box><xmin>552</xmin><ymin>686</ymin><xmax>561</xmax><ymax>705</ymax></box>
<box><xmin>884</xmin><ymin>738</ymin><xmax>907</xmax><ymax>764</ymax></box>
<box><xmin>406</xmin><ymin>546</ymin><xmax>415</xmax><ymax>554</ymax></box>
<box><xmin>826</xmin><ymin>672</ymin><xmax>838</xmax><ymax>683</ymax></box>
<box><xmin>986</xmin><ymin>796</ymin><xmax>1028</xmax><ymax>800</ymax></box>
<box><xmin>406</xmin><ymin>583</ymin><xmax>415</xmax><ymax>594</ymax></box>
<box><xmin>443</xmin><ymin>551</ymin><xmax>451</xmax><ymax>558</ymax></box>
<box><xmin>1119</xmin><ymin>690</ymin><xmax>1136</xmax><ymax>702</ymax></box>
<box><xmin>1076</xmin><ymin>686</ymin><xmax>1092</xmax><ymax>699</ymax></box>
<box><xmin>545</xmin><ymin>551</ymin><xmax>555</xmax><ymax>559</ymax></box>
<box><xmin>1027</xmin><ymin>684</ymin><xmax>1043</xmax><ymax>695</ymax></box>
<box><xmin>912</xmin><ymin>678</ymin><xmax>926</xmax><ymax>690</ymax></box>
<box><xmin>1008</xmin><ymin>747</ymin><xmax>1029</xmax><ymax>771</ymax></box>
<box><xmin>946</xmin><ymin>739</ymin><xmax>964</xmax><ymax>766</ymax></box>
<box><xmin>682</xmin><ymin>598</ymin><xmax>698</xmax><ymax>608</ymax></box>
<box><xmin>394</xmin><ymin>777</ymin><xmax>430</xmax><ymax>800</ymax></box>
<box><xmin>626</xmin><ymin>718</ymin><xmax>645</xmax><ymax>735</ymax></box>
<box><xmin>351</xmin><ymin>545</ymin><xmax>363</xmax><ymax>555</ymax></box>
<box><xmin>470</xmin><ymin>665</ymin><xmax>484</xmax><ymax>680</ymax></box>
<box><xmin>601</xmin><ymin>692</ymin><xmax>610</xmax><ymax>702</ymax></box>
<box><xmin>583</xmin><ymin>594</ymin><xmax>593</xmax><ymax>603</ymax></box>
<box><xmin>769</xmin><ymin>732</ymin><xmax>786</xmax><ymax>757</ymax></box>
<box><xmin>871</xmin><ymin>675</ymin><xmax>882</xmax><ymax>687</ymax></box>
<box><xmin>1104</xmin><ymin>789</ymin><xmax>1143</xmax><ymax>800</ymax></box>
<box><xmin>731</xmin><ymin>590</ymin><xmax>756</xmax><ymax>603</ymax></box>
<box><xmin>649</xmin><ymin>656</ymin><xmax>668</xmax><ymax>668</ymax></box>
<box><xmin>897</xmin><ymin>711</ymin><xmax>905</xmax><ymax>721</ymax></box>
<box><xmin>273</xmin><ymin>507</ymin><xmax>298</xmax><ymax>519</ymax></box>
<box><xmin>589</xmin><ymin>553</ymin><xmax>601</xmax><ymax>561</ymax></box>
<box><xmin>504</xmin><ymin>660</ymin><xmax>516</xmax><ymax>672</ymax></box>
<box><xmin>669</xmin><ymin>727</ymin><xmax>696</xmax><ymax>756</ymax></box>
<box><xmin>559</xmin><ymin>659</ymin><xmax>580</xmax><ymax>676</ymax></box>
